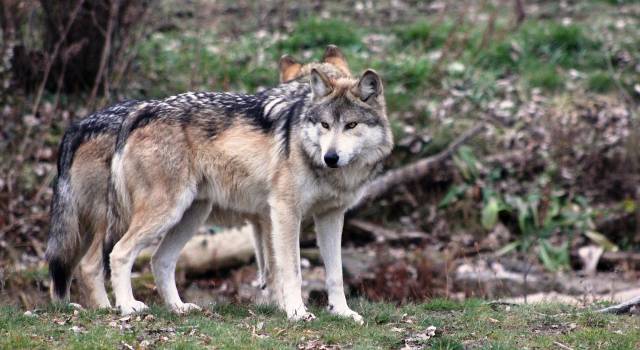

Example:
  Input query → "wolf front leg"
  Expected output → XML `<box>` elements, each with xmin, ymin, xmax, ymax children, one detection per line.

<box><xmin>314</xmin><ymin>209</ymin><xmax>364</xmax><ymax>324</ymax></box>
<box><xmin>269</xmin><ymin>199</ymin><xmax>315</xmax><ymax>321</ymax></box>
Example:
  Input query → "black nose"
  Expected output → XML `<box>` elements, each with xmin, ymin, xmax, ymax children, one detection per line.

<box><xmin>324</xmin><ymin>151</ymin><xmax>339</xmax><ymax>168</ymax></box>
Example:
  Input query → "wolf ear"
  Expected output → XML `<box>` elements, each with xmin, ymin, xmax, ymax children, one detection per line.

<box><xmin>310</xmin><ymin>68</ymin><xmax>333</xmax><ymax>99</ymax></box>
<box><xmin>355</xmin><ymin>69</ymin><xmax>383</xmax><ymax>103</ymax></box>
<box><xmin>279</xmin><ymin>54</ymin><xmax>302</xmax><ymax>83</ymax></box>
<box><xmin>322</xmin><ymin>44</ymin><xmax>350</xmax><ymax>76</ymax></box>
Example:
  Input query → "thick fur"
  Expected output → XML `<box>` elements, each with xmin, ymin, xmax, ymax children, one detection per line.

<box><xmin>105</xmin><ymin>67</ymin><xmax>393</xmax><ymax>320</ymax></box>
<box><xmin>46</xmin><ymin>47</ymin><xmax>351</xmax><ymax>308</ymax></box>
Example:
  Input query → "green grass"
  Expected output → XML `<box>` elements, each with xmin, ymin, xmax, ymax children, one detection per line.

<box><xmin>2</xmin><ymin>300</ymin><xmax>639</xmax><ymax>349</ymax></box>
<box><xmin>276</xmin><ymin>17</ymin><xmax>363</xmax><ymax>52</ymax></box>
<box><xmin>131</xmin><ymin>1</ymin><xmax>637</xmax><ymax>103</ymax></box>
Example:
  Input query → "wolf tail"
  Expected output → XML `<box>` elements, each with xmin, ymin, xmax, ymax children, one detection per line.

<box><xmin>45</xmin><ymin>129</ymin><xmax>83</xmax><ymax>302</ymax></box>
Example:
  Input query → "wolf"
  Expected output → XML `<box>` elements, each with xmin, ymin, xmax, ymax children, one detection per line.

<box><xmin>104</xmin><ymin>51</ymin><xmax>393</xmax><ymax>322</ymax></box>
<box><xmin>45</xmin><ymin>45</ymin><xmax>351</xmax><ymax>309</ymax></box>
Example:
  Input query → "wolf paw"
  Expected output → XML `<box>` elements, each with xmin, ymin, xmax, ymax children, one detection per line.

<box><xmin>118</xmin><ymin>300</ymin><xmax>148</xmax><ymax>315</ymax></box>
<box><xmin>287</xmin><ymin>305</ymin><xmax>316</xmax><ymax>322</ymax></box>
<box><xmin>329</xmin><ymin>306</ymin><xmax>364</xmax><ymax>325</ymax></box>
<box><xmin>171</xmin><ymin>302</ymin><xmax>201</xmax><ymax>314</ymax></box>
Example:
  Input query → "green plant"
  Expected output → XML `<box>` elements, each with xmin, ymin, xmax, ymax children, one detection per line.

<box><xmin>439</xmin><ymin>148</ymin><xmax>613</xmax><ymax>271</ymax></box>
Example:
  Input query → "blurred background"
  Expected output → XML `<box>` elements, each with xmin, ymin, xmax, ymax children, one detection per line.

<box><xmin>1</xmin><ymin>0</ymin><xmax>639</xmax><ymax>309</ymax></box>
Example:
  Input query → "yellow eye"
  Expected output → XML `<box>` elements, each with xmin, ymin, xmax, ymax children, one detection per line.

<box><xmin>345</xmin><ymin>122</ymin><xmax>358</xmax><ymax>130</ymax></box>
<box><xmin>321</xmin><ymin>122</ymin><xmax>330</xmax><ymax>129</ymax></box>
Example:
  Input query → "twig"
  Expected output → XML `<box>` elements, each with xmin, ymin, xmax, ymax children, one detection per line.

<box><xmin>570</xmin><ymin>250</ymin><xmax>640</xmax><ymax>265</ymax></box>
<box><xmin>513</xmin><ymin>0</ymin><xmax>526</xmax><ymax>27</ymax></box>
<box><xmin>30</xmin><ymin>0</ymin><xmax>85</xmax><ymax>117</ymax></box>
<box><xmin>10</xmin><ymin>0</ymin><xmax>85</xmax><ymax>193</ymax></box>
<box><xmin>598</xmin><ymin>295</ymin><xmax>640</xmax><ymax>314</ymax></box>
<box><xmin>553</xmin><ymin>341</ymin><xmax>574</xmax><ymax>350</ymax></box>
<box><xmin>360</xmin><ymin>124</ymin><xmax>485</xmax><ymax>203</ymax></box>
<box><xmin>88</xmin><ymin>0</ymin><xmax>120</xmax><ymax>109</ymax></box>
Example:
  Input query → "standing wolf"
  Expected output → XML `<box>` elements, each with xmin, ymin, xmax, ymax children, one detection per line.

<box><xmin>105</xmin><ymin>59</ymin><xmax>393</xmax><ymax>322</ymax></box>
<box><xmin>45</xmin><ymin>46</ymin><xmax>351</xmax><ymax>308</ymax></box>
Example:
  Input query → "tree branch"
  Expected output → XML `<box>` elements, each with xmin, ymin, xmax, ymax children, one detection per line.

<box><xmin>359</xmin><ymin>124</ymin><xmax>485</xmax><ymax>204</ymax></box>
<box><xmin>598</xmin><ymin>295</ymin><xmax>640</xmax><ymax>314</ymax></box>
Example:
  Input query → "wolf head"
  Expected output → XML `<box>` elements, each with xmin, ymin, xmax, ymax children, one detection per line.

<box><xmin>301</xmin><ymin>68</ymin><xmax>393</xmax><ymax>169</ymax></box>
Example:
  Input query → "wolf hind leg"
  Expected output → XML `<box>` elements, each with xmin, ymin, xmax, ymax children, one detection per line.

<box><xmin>77</xmin><ymin>227</ymin><xmax>111</xmax><ymax>308</ymax></box>
<box><xmin>110</xmin><ymin>190</ymin><xmax>195</xmax><ymax>315</ymax></box>
<box><xmin>151</xmin><ymin>199</ymin><xmax>212</xmax><ymax>314</ymax></box>
<box><xmin>250</xmin><ymin>218</ymin><xmax>275</xmax><ymax>305</ymax></box>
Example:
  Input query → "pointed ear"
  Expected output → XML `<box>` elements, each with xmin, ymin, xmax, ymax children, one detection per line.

<box><xmin>355</xmin><ymin>69</ymin><xmax>383</xmax><ymax>103</ymax></box>
<box><xmin>310</xmin><ymin>68</ymin><xmax>333</xmax><ymax>99</ymax></box>
<box><xmin>279</xmin><ymin>54</ymin><xmax>302</xmax><ymax>83</ymax></box>
<box><xmin>322</xmin><ymin>44</ymin><xmax>351</xmax><ymax>76</ymax></box>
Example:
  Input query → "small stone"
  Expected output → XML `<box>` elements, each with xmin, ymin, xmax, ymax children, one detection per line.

<box><xmin>69</xmin><ymin>325</ymin><xmax>85</xmax><ymax>334</ymax></box>
<box><xmin>69</xmin><ymin>303</ymin><xmax>84</xmax><ymax>310</ymax></box>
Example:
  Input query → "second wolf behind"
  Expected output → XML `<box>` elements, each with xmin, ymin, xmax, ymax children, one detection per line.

<box><xmin>105</xmin><ymin>54</ymin><xmax>393</xmax><ymax>322</ymax></box>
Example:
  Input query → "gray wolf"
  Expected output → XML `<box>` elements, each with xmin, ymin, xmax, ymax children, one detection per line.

<box><xmin>104</xmin><ymin>48</ymin><xmax>393</xmax><ymax>323</ymax></box>
<box><xmin>45</xmin><ymin>46</ymin><xmax>354</xmax><ymax>309</ymax></box>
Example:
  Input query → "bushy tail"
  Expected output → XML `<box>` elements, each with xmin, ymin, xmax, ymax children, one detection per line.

<box><xmin>45</xmin><ymin>131</ymin><xmax>83</xmax><ymax>302</ymax></box>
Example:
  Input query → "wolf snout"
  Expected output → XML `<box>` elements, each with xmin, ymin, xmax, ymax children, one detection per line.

<box><xmin>323</xmin><ymin>150</ymin><xmax>340</xmax><ymax>168</ymax></box>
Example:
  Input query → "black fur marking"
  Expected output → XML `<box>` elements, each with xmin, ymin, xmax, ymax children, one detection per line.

<box><xmin>102</xmin><ymin>235</ymin><xmax>115</xmax><ymax>276</ymax></box>
<box><xmin>237</xmin><ymin>100</ymin><xmax>274</xmax><ymax>133</ymax></box>
<box><xmin>128</xmin><ymin>104</ymin><xmax>160</xmax><ymax>137</ymax></box>
<box><xmin>49</xmin><ymin>256</ymin><xmax>71</xmax><ymax>300</ymax></box>
<box><xmin>280</xmin><ymin>99</ymin><xmax>304</xmax><ymax>156</ymax></box>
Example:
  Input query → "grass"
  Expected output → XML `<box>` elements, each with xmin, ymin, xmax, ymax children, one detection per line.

<box><xmin>2</xmin><ymin>300</ymin><xmax>639</xmax><ymax>349</ymax></box>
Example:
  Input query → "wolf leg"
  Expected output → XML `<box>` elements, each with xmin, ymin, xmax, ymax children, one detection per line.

<box><xmin>77</xmin><ymin>230</ymin><xmax>111</xmax><ymax>308</ymax></box>
<box><xmin>250</xmin><ymin>219</ymin><xmax>267</xmax><ymax>289</ymax></box>
<box><xmin>269</xmin><ymin>201</ymin><xmax>314</xmax><ymax>321</ymax></box>
<box><xmin>314</xmin><ymin>209</ymin><xmax>363</xmax><ymax>324</ymax></box>
<box><xmin>151</xmin><ymin>199</ymin><xmax>211</xmax><ymax>314</ymax></box>
<box><xmin>110</xmin><ymin>190</ymin><xmax>195</xmax><ymax>315</ymax></box>
<box><xmin>251</xmin><ymin>218</ymin><xmax>275</xmax><ymax>305</ymax></box>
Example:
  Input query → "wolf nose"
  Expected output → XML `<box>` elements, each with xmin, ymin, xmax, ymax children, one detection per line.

<box><xmin>324</xmin><ymin>151</ymin><xmax>339</xmax><ymax>168</ymax></box>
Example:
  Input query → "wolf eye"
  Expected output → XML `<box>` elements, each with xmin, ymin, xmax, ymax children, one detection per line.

<box><xmin>321</xmin><ymin>122</ymin><xmax>330</xmax><ymax>129</ymax></box>
<box><xmin>345</xmin><ymin>122</ymin><xmax>358</xmax><ymax>130</ymax></box>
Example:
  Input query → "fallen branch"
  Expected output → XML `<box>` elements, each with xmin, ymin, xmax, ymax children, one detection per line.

<box><xmin>570</xmin><ymin>250</ymin><xmax>640</xmax><ymax>266</ymax></box>
<box><xmin>348</xmin><ymin>219</ymin><xmax>427</xmax><ymax>243</ymax></box>
<box><xmin>139</xmin><ymin>226</ymin><xmax>255</xmax><ymax>275</ymax></box>
<box><xmin>360</xmin><ymin>124</ymin><xmax>485</xmax><ymax>203</ymax></box>
<box><xmin>598</xmin><ymin>295</ymin><xmax>640</xmax><ymax>314</ymax></box>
